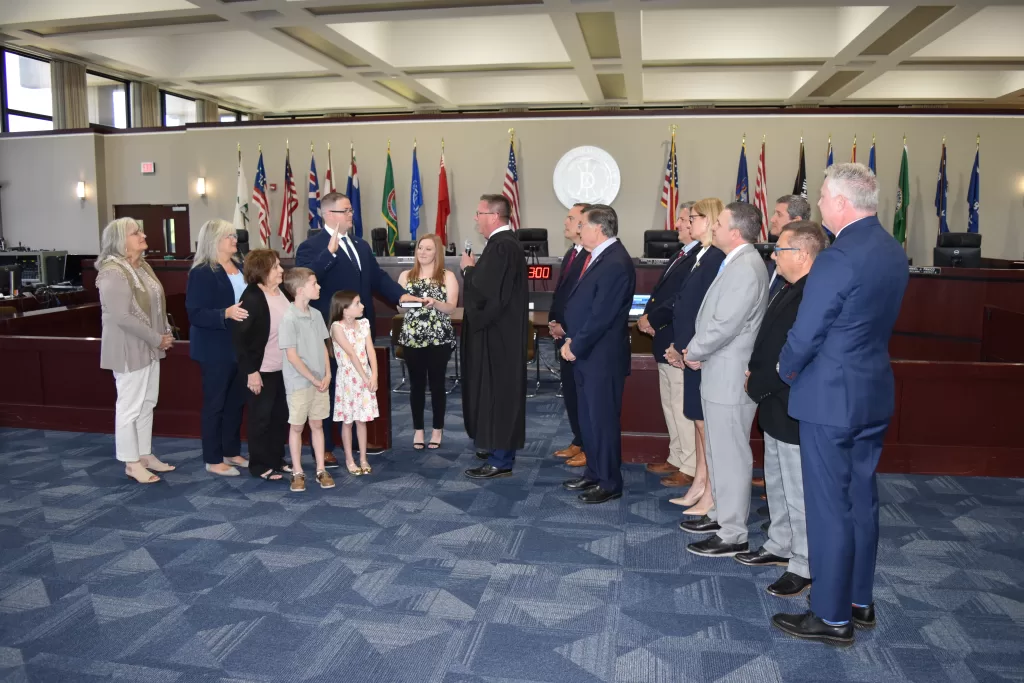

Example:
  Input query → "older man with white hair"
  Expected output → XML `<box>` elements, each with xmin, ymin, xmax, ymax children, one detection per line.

<box><xmin>771</xmin><ymin>163</ymin><xmax>909</xmax><ymax>646</ymax></box>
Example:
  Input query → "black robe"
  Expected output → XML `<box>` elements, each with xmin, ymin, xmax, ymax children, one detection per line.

<box><xmin>461</xmin><ymin>230</ymin><xmax>529</xmax><ymax>451</ymax></box>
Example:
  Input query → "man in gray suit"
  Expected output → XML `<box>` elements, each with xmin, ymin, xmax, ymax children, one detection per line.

<box><xmin>679</xmin><ymin>202</ymin><xmax>769</xmax><ymax>556</ymax></box>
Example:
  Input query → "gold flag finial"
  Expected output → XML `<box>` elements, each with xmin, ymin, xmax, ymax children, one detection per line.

<box><xmin>258</xmin><ymin>142</ymin><xmax>262</xmax><ymax>153</ymax></box>
<box><xmin>976</xmin><ymin>133</ymin><xmax>980</xmax><ymax>147</ymax></box>
<box><xmin>853</xmin><ymin>134</ymin><xmax>857</xmax><ymax>145</ymax></box>
<box><xmin>414</xmin><ymin>137</ymin><xmax>417</xmax><ymax>148</ymax></box>
<box><xmin>310</xmin><ymin>141</ymin><xmax>314</xmax><ymax>153</ymax></box>
<box><xmin>762</xmin><ymin>133</ymin><xmax>766</xmax><ymax>143</ymax></box>
<box><xmin>441</xmin><ymin>137</ymin><xmax>445</xmax><ymax>152</ymax></box>
<box><xmin>327</xmin><ymin>142</ymin><xmax>331</xmax><ymax>152</ymax></box>
<box><xmin>903</xmin><ymin>133</ymin><xmax>907</xmax><ymax>145</ymax></box>
<box><xmin>942</xmin><ymin>135</ymin><xmax>946</xmax><ymax>145</ymax></box>
<box><xmin>508</xmin><ymin>128</ymin><xmax>515</xmax><ymax>141</ymax></box>
<box><xmin>286</xmin><ymin>139</ymin><xmax>289</xmax><ymax>152</ymax></box>
<box><xmin>387</xmin><ymin>138</ymin><xmax>391</xmax><ymax>152</ymax></box>
<box><xmin>670</xmin><ymin>124</ymin><xmax>677</xmax><ymax>134</ymax></box>
<box><xmin>872</xmin><ymin>133</ymin><xmax>876</xmax><ymax>144</ymax></box>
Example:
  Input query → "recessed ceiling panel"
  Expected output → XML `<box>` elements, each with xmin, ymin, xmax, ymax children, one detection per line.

<box><xmin>0</xmin><ymin>0</ymin><xmax>196</xmax><ymax>25</ymax></box>
<box><xmin>913</xmin><ymin>7</ymin><xmax>1024</xmax><ymax>58</ymax></box>
<box><xmin>848</xmin><ymin>70</ymin><xmax>1021</xmax><ymax>100</ymax></box>
<box><xmin>416</xmin><ymin>73</ymin><xmax>586</xmax><ymax>105</ymax></box>
<box><xmin>643</xmin><ymin>70</ymin><xmax>817</xmax><ymax>102</ymax></box>
<box><xmin>217</xmin><ymin>81</ymin><xmax>400</xmax><ymax>112</ymax></box>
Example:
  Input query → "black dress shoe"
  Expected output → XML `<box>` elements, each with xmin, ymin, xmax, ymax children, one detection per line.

<box><xmin>475</xmin><ymin>450</ymin><xmax>490</xmax><ymax>461</ymax></box>
<box><xmin>735</xmin><ymin>547</ymin><xmax>789</xmax><ymax>567</ymax></box>
<box><xmin>687</xmin><ymin>536</ymin><xmax>748</xmax><ymax>557</ymax></box>
<box><xmin>679</xmin><ymin>515</ymin><xmax>721</xmax><ymax>534</ymax></box>
<box><xmin>562</xmin><ymin>477</ymin><xmax>599</xmax><ymax>491</ymax></box>
<box><xmin>767</xmin><ymin>572</ymin><xmax>812</xmax><ymax>597</ymax></box>
<box><xmin>578</xmin><ymin>487</ymin><xmax>622</xmax><ymax>504</ymax></box>
<box><xmin>464</xmin><ymin>464</ymin><xmax>512</xmax><ymax>479</ymax></box>
<box><xmin>852</xmin><ymin>603</ymin><xmax>876</xmax><ymax>629</ymax></box>
<box><xmin>772</xmin><ymin>611</ymin><xmax>853</xmax><ymax>646</ymax></box>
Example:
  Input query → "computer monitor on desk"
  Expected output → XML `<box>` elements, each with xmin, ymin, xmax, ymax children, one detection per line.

<box><xmin>628</xmin><ymin>294</ymin><xmax>650</xmax><ymax>320</ymax></box>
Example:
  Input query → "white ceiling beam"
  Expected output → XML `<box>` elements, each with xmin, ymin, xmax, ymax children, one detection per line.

<box><xmin>545</xmin><ymin>0</ymin><xmax>603</xmax><ymax>104</ymax></box>
<box><xmin>614</xmin><ymin>7</ymin><xmax>642</xmax><ymax>105</ymax></box>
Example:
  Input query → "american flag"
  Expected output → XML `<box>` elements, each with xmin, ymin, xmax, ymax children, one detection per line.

<box><xmin>753</xmin><ymin>141</ymin><xmax>768</xmax><ymax>241</ymax></box>
<box><xmin>323</xmin><ymin>144</ymin><xmax>334</xmax><ymax>195</ymax></box>
<box><xmin>251</xmin><ymin>151</ymin><xmax>270</xmax><ymax>247</ymax></box>
<box><xmin>278</xmin><ymin>149</ymin><xmax>298</xmax><ymax>254</ymax></box>
<box><xmin>660</xmin><ymin>132</ymin><xmax>678</xmax><ymax>231</ymax></box>
<box><xmin>502</xmin><ymin>138</ymin><xmax>521</xmax><ymax>231</ymax></box>
<box><xmin>307</xmin><ymin>152</ymin><xmax>321</xmax><ymax>232</ymax></box>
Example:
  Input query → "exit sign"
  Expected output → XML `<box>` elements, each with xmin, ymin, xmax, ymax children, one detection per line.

<box><xmin>141</xmin><ymin>162</ymin><xmax>156</xmax><ymax>174</ymax></box>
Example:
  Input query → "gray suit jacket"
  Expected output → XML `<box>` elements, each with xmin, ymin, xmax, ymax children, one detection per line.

<box><xmin>686</xmin><ymin>243</ymin><xmax>768</xmax><ymax>406</ymax></box>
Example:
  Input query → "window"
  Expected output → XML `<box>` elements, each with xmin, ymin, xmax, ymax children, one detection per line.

<box><xmin>241</xmin><ymin>114</ymin><xmax>250</xmax><ymax>121</ymax></box>
<box><xmin>218</xmin><ymin>106</ymin><xmax>240</xmax><ymax>123</ymax></box>
<box><xmin>86</xmin><ymin>72</ymin><xmax>129</xmax><ymax>129</ymax></box>
<box><xmin>2</xmin><ymin>50</ymin><xmax>53</xmax><ymax>132</ymax></box>
<box><xmin>161</xmin><ymin>91</ymin><xmax>196</xmax><ymax>126</ymax></box>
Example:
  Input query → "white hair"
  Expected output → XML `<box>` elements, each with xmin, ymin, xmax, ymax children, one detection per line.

<box><xmin>824</xmin><ymin>163</ymin><xmax>879</xmax><ymax>212</ymax></box>
<box><xmin>95</xmin><ymin>217</ymin><xmax>141</xmax><ymax>268</ymax></box>
<box><xmin>191</xmin><ymin>219</ymin><xmax>238</xmax><ymax>270</ymax></box>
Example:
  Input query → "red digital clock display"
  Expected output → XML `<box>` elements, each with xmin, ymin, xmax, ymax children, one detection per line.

<box><xmin>527</xmin><ymin>265</ymin><xmax>552</xmax><ymax>280</ymax></box>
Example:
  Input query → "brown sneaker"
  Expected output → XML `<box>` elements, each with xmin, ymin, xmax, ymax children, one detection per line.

<box><xmin>660</xmin><ymin>471</ymin><xmax>695</xmax><ymax>487</ymax></box>
<box><xmin>565</xmin><ymin>452</ymin><xmax>587</xmax><ymax>467</ymax></box>
<box><xmin>316</xmin><ymin>470</ymin><xmax>336</xmax><ymax>489</ymax></box>
<box><xmin>290</xmin><ymin>472</ymin><xmax>306</xmax><ymax>492</ymax></box>
<box><xmin>554</xmin><ymin>444</ymin><xmax>581</xmax><ymax>459</ymax></box>
<box><xmin>323</xmin><ymin>452</ymin><xmax>339</xmax><ymax>469</ymax></box>
<box><xmin>646</xmin><ymin>462</ymin><xmax>678</xmax><ymax>475</ymax></box>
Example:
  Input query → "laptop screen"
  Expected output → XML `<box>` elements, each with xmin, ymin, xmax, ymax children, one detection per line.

<box><xmin>628</xmin><ymin>294</ymin><xmax>650</xmax><ymax>318</ymax></box>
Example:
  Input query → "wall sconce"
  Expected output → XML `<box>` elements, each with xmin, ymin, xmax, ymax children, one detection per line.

<box><xmin>76</xmin><ymin>181</ymin><xmax>86</xmax><ymax>200</ymax></box>
<box><xmin>196</xmin><ymin>177</ymin><xmax>207</xmax><ymax>197</ymax></box>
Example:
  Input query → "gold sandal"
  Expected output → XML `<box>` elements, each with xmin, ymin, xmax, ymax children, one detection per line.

<box><xmin>125</xmin><ymin>464</ymin><xmax>159</xmax><ymax>484</ymax></box>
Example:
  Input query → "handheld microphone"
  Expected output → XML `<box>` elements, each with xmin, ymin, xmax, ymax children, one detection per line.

<box><xmin>464</xmin><ymin>240</ymin><xmax>473</xmax><ymax>256</ymax></box>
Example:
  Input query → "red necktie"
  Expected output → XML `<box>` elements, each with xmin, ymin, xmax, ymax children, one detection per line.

<box><xmin>559</xmin><ymin>249</ymin><xmax>578</xmax><ymax>284</ymax></box>
<box><xmin>577</xmin><ymin>253</ymin><xmax>592</xmax><ymax>281</ymax></box>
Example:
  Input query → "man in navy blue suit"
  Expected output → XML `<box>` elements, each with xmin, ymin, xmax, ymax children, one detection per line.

<box><xmin>295</xmin><ymin>192</ymin><xmax>417</xmax><ymax>463</ymax></box>
<box><xmin>772</xmin><ymin>163</ymin><xmax>909</xmax><ymax>646</ymax></box>
<box><xmin>560</xmin><ymin>204</ymin><xmax>636</xmax><ymax>504</ymax></box>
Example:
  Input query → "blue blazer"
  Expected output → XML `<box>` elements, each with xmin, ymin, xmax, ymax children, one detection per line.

<box><xmin>563</xmin><ymin>239</ymin><xmax>636</xmax><ymax>377</ymax></box>
<box><xmin>549</xmin><ymin>245</ymin><xmax>588</xmax><ymax>335</ymax></box>
<box><xmin>779</xmin><ymin>216</ymin><xmax>909</xmax><ymax>428</ymax></box>
<box><xmin>671</xmin><ymin>246</ymin><xmax>726</xmax><ymax>352</ymax></box>
<box><xmin>295</xmin><ymin>229</ymin><xmax>406</xmax><ymax>328</ymax></box>
<box><xmin>186</xmin><ymin>264</ymin><xmax>239</xmax><ymax>364</ymax></box>
<box><xmin>644</xmin><ymin>243</ymin><xmax>698</xmax><ymax>362</ymax></box>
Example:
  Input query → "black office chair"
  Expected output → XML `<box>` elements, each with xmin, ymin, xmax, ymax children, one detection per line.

<box><xmin>236</xmin><ymin>229</ymin><xmax>250</xmax><ymax>257</ymax></box>
<box><xmin>643</xmin><ymin>230</ymin><xmax>682</xmax><ymax>258</ymax></box>
<box><xmin>370</xmin><ymin>228</ymin><xmax>388</xmax><ymax>256</ymax></box>
<box><xmin>934</xmin><ymin>232</ymin><xmax>982</xmax><ymax>268</ymax></box>
<box><xmin>517</xmin><ymin>228</ymin><xmax>548</xmax><ymax>257</ymax></box>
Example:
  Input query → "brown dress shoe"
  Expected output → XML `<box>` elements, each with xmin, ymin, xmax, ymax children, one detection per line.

<box><xmin>660</xmin><ymin>471</ymin><xmax>695</xmax><ymax>487</ymax></box>
<box><xmin>646</xmin><ymin>462</ymin><xmax>678</xmax><ymax>475</ymax></box>
<box><xmin>565</xmin><ymin>452</ymin><xmax>587</xmax><ymax>467</ymax></box>
<box><xmin>555</xmin><ymin>444</ymin><xmax>581</xmax><ymax>459</ymax></box>
<box><xmin>752</xmin><ymin>477</ymin><xmax>766</xmax><ymax>488</ymax></box>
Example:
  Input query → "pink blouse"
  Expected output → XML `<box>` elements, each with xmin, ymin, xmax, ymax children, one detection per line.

<box><xmin>261</xmin><ymin>290</ymin><xmax>290</xmax><ymax>372</ymax></box>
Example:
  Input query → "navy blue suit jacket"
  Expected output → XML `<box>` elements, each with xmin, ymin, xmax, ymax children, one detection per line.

<box><xmin>644</xmin><ymin>243</ymin><xmax>698</xmax><ymax>362</ymax></box>
<box><xmin>779</xmin><ymin>216</ymin><xmax>909</xmax><ymax>428</ymax></box>
<box><xmin>563</xmin><ymin>239</ymin><xmax>636</xmax><ymax>377</ymax></box>
<box><xmin>186</xmin><ymin>264</ymin><xmax>238</xmax><ymax>364</ymax></box>
<box><xmin>295</xmin><ymin>229</ymin><xmax>406</xmax><ymax>330</ymax></box>
<box><xmin>549</xmin><ymin>245</ymin><xmax>587</xmax><ymax>337</ymax></box>
<box><xmin>671</xmin><ymin>246</ymin><xmax>726</xmax><ymax>352</ymax></box>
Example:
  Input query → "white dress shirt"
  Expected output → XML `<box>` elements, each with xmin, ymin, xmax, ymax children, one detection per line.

<box><xmin>325</xmin><ymin>226</ymin><xmax>361</xmax><ymax>269</ymax></box>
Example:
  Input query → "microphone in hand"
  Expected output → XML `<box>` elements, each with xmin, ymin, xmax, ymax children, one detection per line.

<box><xmin>464</xmin><ymin>240</ymin><xmax>473</xmax><ymax>255</ymax></box>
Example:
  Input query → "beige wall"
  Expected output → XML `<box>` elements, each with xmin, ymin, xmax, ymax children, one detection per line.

<box><xmin>2</xmin><ymin>115</ymin><xmax>1023</xmax><ymax>267</ymax></box>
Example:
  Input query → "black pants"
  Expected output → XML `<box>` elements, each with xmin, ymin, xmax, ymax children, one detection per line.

<box><xmin>199</xmin><ymin>360</ymin><xmax>245</xmax><ymax>465</ymax></box>
<box><xmin>245</xmin><ymin>370</ymin><xmax>289</xmax><ymax>477</ymax></box>
<box><xmin>404</xmin><ymin>344</ymin><xmax>454</xmax><ymax>431</ymax></box>
<box><xmin>559</xmin><ymin>350</ymin><xmax>583</xmax><ymax>449</ymax></box>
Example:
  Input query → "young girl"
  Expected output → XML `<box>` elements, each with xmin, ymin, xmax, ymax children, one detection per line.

<box><xmin>329</xmin><ymin>291</ymin><xmax>379</xmax><ymax>475</ymax></box>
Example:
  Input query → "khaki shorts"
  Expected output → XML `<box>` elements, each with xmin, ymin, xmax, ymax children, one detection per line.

<box><xmin>287</xmin><ymin>386</ymin><xmax>331</xmax><ymax>425</ymax></box>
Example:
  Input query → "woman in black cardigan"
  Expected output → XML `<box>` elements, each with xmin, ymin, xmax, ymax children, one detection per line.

<box><xmin>232</xmin><ymin>249</ymin><xmax>292</xmax><ymax>480</ymax></box>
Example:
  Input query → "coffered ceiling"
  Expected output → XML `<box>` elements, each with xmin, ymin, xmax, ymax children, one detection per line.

<box><xmin>2</xmin><ymin>0</ymin><xmax>1023</xmax><ymax>115</ymax></box>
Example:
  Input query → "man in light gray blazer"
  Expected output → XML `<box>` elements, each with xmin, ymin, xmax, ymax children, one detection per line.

<box><xmin>679</xmin><ymin>202</ymin><xmax>768</xmax><ymax>556</ymax></box>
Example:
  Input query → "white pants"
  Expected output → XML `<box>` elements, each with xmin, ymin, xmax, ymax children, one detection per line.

<box><xmin>658</xmin><ymin>363</ymin><xmax>696</xmax><ymax>475</ymax></box>
<box><xmin>113</xmin><ymin>361</ymin><xmax>160</xmax><ymax>463</ymax></box>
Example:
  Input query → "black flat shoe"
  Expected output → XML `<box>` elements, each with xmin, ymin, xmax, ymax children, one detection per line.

<box><xmin>562</xmin><ymin>477</ymin><xmax>599</xmax><ymax>491</ymax></box>
<box><xmin>464</xmin><ymin>464</ymin><xmax>513</xmax><ymax>479</ymax></box>
<box><xmin>767</xmin><ymin>572</ymin><xmax>812</xmax><ymax>597</ymax></box>
<box><xmin>772</xmin><ymin>611</ymin><xmax>854</xmax><ymax>646</ymax></box>
<box><xmin>578</xmin><ymin>487</ymin><xmax>622</xmax><ymax>504</ymax></box>
<box><xmin>735</xmin><ymin>547</ymin><xmax>789</xmax><ymax>567</ymax></box>
<box><xmin>475</xmin><ymin>450</ymin><xmax>490</xmax><ymax>461</ymax></box>
<box><xmin>679</xmin><ymin>515</ymin><xmax>721</xmax><ymax>534</ymax></box>
<box><xmin>852</xmin><ymin>603</ymin><xmax>876</xmax><ymax>629</ymax></box>
<box><xmin>686</xmin><ymin>536</ymin><xmax>748</xmax><ymax>557</ymax></box>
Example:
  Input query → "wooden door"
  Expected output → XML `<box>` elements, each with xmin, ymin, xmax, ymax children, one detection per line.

<box><xmin>113</xmin><ymin>204</ymin><xmax>191</xmax><ymax>258</ymax></box>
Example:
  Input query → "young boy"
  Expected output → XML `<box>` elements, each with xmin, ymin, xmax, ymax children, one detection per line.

<box><xmin>279</xmin><ymin>267</ymin><xmax>335</xmax><ymax>492</ymax></box>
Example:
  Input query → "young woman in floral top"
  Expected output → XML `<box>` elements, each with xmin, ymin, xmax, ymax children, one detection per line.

<box><xmin>397</xmin><ymin>234</ymin><xmax>459</xmax><ymax>450</ymax></box>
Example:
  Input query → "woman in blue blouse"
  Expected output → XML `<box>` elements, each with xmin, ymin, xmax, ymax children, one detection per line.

<box><xmin>186</xmin><ymin>219</ymin><xmax>250</xmax><ymax>476</ymax></box>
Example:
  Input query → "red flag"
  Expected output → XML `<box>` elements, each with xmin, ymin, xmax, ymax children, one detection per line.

<box><xmin>278</xmin><ymin>148</ymin><xmax>298</xmax><ymax>254</ymax></box>
<box><xmin>753</xmin><ymin>141</ymin><xmax>768</xmax><ymax>241</ymax></box>
<box><xmin>435</xmin><ymin>150</ymin><xmax>450</xmax><ymax>245</ymax></box>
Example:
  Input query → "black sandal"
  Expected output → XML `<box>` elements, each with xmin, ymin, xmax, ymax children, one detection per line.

<box><xmin>259</xmin><ymin>469</ymin><xmax>285</xmax><ymax>482</ymax></box>
<box><xmin>427</xmin><ymin>430</ymin><xmax>443</xmax><ymax>449</ymax></box>
<box><xmin>413</xmin><ymin>441</ymin><xmax>426</xmax><ymax>450</ymax></box>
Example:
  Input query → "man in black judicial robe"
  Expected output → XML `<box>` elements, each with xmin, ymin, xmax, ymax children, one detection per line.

<box><xmin>461</xmin><ymin>194</ymin><xmax>529</xmax><ymax>479</ymax></box>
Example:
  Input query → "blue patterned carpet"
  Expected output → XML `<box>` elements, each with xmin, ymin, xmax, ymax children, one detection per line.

<box><xmin>1</xmin><ymin>361</ymin><xmax>1023</xmax><ymax>682</ymax></box>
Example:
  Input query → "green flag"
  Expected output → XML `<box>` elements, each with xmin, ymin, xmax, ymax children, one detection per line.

<box><xmin>382</xmin><ymin>147</ymin><xmax>398</xmax><ymax>255</ymax></box>
<box><xmin>893</xmin><ymin>143</ymin><xmax>909</xmax><ymax>247</ymax></box>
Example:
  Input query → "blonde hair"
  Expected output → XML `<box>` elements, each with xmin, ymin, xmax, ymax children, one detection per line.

<box><xmin>191</xmin><ymin>219</ymin><xmax>239</xmax><ymax>270</ymax></box>
<box><xmin>691</xmin><ymin>197</ymin><xmax>725</xmax><ymax>247</ymax></box>
<box><xmin>95</xmin><ymin>217</ymin><xmax>142</xmax><ymax>268</ymax></box>
<box><xmin>408</xmin><ymin>233</ymin><xmax>445</xmax><ymax>283</ymax></box>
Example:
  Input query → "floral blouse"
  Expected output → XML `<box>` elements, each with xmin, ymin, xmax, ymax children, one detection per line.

<box><xmin>398</xmin><ymin>276</ymin><xmax>456</xmax><ymax>349</ymax></box>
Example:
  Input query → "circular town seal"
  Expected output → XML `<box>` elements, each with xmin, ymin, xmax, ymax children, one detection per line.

<box><xmin>552</xmin><ymin>146</ymin><xmax>621</xmax><ymax>209</ymax></box>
